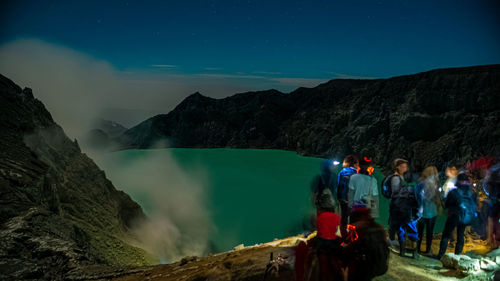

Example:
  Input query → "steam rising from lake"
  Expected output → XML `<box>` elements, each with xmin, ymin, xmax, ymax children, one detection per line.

<box><xmin>89</xmin><ymin>142</ymin><xmax>215</xmax><ymax>262</ymax></box>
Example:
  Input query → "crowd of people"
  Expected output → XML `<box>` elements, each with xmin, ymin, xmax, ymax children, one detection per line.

<box><xmin>294</xmin><ymin>154</ymin><xmax>500</xmax><ymax>281</ymax></box>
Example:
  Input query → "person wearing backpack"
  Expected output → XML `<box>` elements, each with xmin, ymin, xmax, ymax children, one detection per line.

<box><xmin>348</xmin><ymin>157</ymin><xmax>379</xmax><ymax>218</ymax></box>
<box><xmin>337</xmin><ymin>155</ymin><xmax>359</xmax><ymax>238</ymax></box>
<box><xmin>484</xmin><ymin>159</ymin><xmax>500</xmax><ymax>248</ymax></box>
<box><xmin>381</xmin><ymin>159</ymin><xmax>408</xmax><ymax>242</ymax></box>
<box><xmin>296</xmin><ymin>164</ymin><xmax>345</xmax><ymax>281</ymax></box>
<box><xmin>435</xmin><ymin>172</ymin><xmax>478</xmax><ymax>259</ymax></box>
<box><xmin>312</xmin><ymin>159</ymin><xmax>337</xmax><ymax>209</ymax></box>
<box><xmin>386</xmin><ymin>158</ymin><xmax>419</xmax><ymax>256</ymax></box>
<box><xmin>306</xmin><ymin>159</ymin><xmax>339</xmax><ymax>232</ymax></box>
<box><xmin>345</xmin><ymin>203</ymin><xmax>389</xmax><ymax>281</ymax></box>
<box><xmin>415</xmin><ymin>166</ymin><xmax>442</xmax><ymax>254</ymax></box>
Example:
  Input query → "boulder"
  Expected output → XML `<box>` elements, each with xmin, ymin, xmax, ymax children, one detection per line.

<box><xmin>441</xmin><ymin>253</ymin><xmax>461</xmax><ymax>268</ymax></box>
<box><xmin>480</xmin><ymin>258</ymin><xmax>498</xmax><ymax>271</ymax></box>
<box><xmin>441</xmin><ymin>253</ymin><xmax>482</xmax><ymax>275</ymax></box>
<box><xmin>486</xmin><ymin>248</ymin><xmax>500</xmax><ymax>265</ymax></box>
<box><xmin>457</xmin><ymin>258</ymin><xmax>480</xmax><ymax>273</ymax></box>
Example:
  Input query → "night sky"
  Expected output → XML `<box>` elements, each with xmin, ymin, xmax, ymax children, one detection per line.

<box><xmin>2</xmin><ymin>0</ymin><xmax>499</xmax><ymax>79</ymax></box>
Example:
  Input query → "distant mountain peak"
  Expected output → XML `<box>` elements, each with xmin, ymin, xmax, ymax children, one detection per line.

<box><xmin>118</xmin><ymin>64</ymin><xmax>500</xmax><ymax>171</ymax></box>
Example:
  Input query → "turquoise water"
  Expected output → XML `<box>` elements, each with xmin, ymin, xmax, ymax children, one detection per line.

<box><xmin>99</xmin><ymin>148</ymin><xmax>446</xmax><ymax>252</ymax></box>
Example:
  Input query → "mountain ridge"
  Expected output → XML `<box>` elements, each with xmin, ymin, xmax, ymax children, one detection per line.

<box><xmin>119</xmin><ymin>64</ymin><xmax>500</xmax><ymax>171</ymax></box>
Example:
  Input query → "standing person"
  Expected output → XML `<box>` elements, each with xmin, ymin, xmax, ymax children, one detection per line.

<box><xmin>443</xmin><ymin>165</ymin><xmax>459</xmax><ymax>198</ymax></box>
<box><xmin>384</xmin><ymin>159</ymin><xmax>409</xmax><ymax>244</ymax></box>
<box><xmin>315</xmin><ymin>187</ymin><xmax>344</xmax><ymax>281</ymax></box>
<box><xmin>348</xmin><ymin>157</ymin><xmax>379</xmax><ymax>218</ymax></box>
<box><xmin>415</xmin><ymin>166</ymin><xmax>441</xmax><ymax>254</ymax></box>
<box><xmin>441</xmin><ymin>164</ymin><xmax>459</xmax><ymax>245</ymax></box>
<box><xmin>483</xmin><ymin>158</ymin><xmax>500</xmax><ymax>248</ymax></box>
<box><xmin>337</xmin><ymin>155</ymin><xmax>359</xmax><ymax>238</ymax></box>
<box><xmin>307</xmin><ymin>160</ymin><xmax>338</xmax><ymax>232</ymax></box>
<box><xmin>468</xmin><ymin>157</ymin><xmax>494</xmax><ymax>240</ymax></box>
<box><xmin>311</xmin><ymin>160</ymin><xmax>337</xmax><ymax>208</ymax></box>
<box><xmin>435</xmin><ymin>173</ymin><xmax>478</xmax><ymax>259</ymax></box>
<box><xmin>387</xmin><ymin>158</ymin><xmax>419</xmax><ymax>257</ymax></box>
<box><xmin>296</xmin><ymin>177</ymin><xmax>344</xmax><ymax>281</ymax></box>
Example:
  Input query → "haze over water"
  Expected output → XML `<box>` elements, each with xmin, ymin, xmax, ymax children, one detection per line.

<box><xmin>94</xmin><ymin>148</ymin><xmax>446</xmax><ymax>253</ymax></box>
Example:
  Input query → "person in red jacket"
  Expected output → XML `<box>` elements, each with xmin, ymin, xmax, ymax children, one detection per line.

<box><xmin>315</xmin><ymin>186</ymin><xmax>345</xmax><ymax>281</ymax></box>
<box><xmin>295</xmin><ymin>179</ymin><xmax>345</xmax><ymax>281</ymax></box>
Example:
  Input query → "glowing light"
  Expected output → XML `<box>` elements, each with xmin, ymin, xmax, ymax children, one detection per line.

<box><xmin>363</xmin><ymin>157</ymin><xmax>372</xmax><ymax>162</ymax></box>
<box><xmin>341</xmin><ymin>224</ymin><xmax>358</xmax><ymax>246</ymax></box>
<box><xmin>446</xmin><ymin>182</ymin><xmax>455</xmax><ymax>188</ymax></box>
<box><xmin>333</xmin><ymin>160</ymin><xmax>340</xmax><ymax>165</ymax></box>
<box><xmin>367</xmin><ymin>166</ymin><xmax>375</xmax><ymax>175</ymax></box>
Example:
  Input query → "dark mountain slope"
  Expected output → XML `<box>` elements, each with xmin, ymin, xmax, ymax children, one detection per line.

<box><xmin>119</xmin><ymin>65</ymin><xmax>500</xmax><ymax>171</ymax></box>
<box><xmin>0</xmin><ymin>74</ymin><xmax>156</xmax><ymax>280</ymax></box>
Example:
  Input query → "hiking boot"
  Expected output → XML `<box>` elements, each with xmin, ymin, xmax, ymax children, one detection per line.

<box><xmin>411</xmin><ymin>249</ymin><xmax>419</xmax><ymax>259</ymax></box>
<box><xmin>399</xmin><ymin>244</ymin><xmax>406</xmax><ymax>257</ymax></box>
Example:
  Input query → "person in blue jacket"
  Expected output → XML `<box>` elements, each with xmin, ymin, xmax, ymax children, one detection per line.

<box><xmin>337</xmin><ymin>154</ymin><xmax>359</xmax><ymax>238</ymax></box>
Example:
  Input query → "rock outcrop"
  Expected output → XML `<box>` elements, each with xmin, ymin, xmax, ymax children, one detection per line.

<box><xmin>0</xmin><ymin>74</ymin><xmax>156</xmax><ymax>280</ymax></box>
<box><xmin>119</xmin><ymin>64</ymin><xmax>500</xmax><ymax>171</ymax></box>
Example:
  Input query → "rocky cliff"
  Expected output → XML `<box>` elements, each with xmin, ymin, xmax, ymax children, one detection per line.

<box><xmin>119</xmin><ymin>64</ymin><xmax>500</xmax><ymax>171</ymax></box>
<box><xmin>0</xmin><ymin>74</ymin><xmax>156</xmax><ymax>280</ymax></box>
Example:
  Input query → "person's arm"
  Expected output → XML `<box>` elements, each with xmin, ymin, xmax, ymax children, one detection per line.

<box><xmin>348</xmin><ymin>188</ymin><xmax>355</xmax><ymax>206</ymax></box>
<box><xmin>348</xmin><ymin>176</ymin><xmax>355</xmax><ymax>206</ymax></box>
<box><xmin>349</xmin><ymin>176</ymin><xmax>355</xmax><ymax>191</ymax></box>
<box><xmin>415</xmin><ymin>183</ymin><xmax>424</xmax><ymax>207</ymax></box>
<box><xmin>371</xmin><ymin>177</ymin><xmax>378</xmax><ymax>196</ymax></box>
<box><xmin>369</xmin><ymin>177</ymin><xmax>379</xmax><ymax>216</ymax></box>
<box><xmin>338</xmin><ymin>175</ymin><xmax>349</xmax><ymax>202</ymax></box>
<box><xmin>390</xmin><ymin>175</ymin><xmax>401</xmax><ymax>195</ymax></box>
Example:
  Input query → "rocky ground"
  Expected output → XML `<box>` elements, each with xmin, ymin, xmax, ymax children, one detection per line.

<box><xmin>69</xmin><ymin>233</ymin><xmax>498</xmax><ymax>281</ymax></box>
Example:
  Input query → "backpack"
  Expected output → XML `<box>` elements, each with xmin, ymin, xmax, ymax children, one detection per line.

<box><xmin>457</xmin><ymin>188</ymin><xmax>477</xmax><ymax>225</ymax></box>
<box><xmin>315</xmin><ymin>188</ymin><xmax>336</xmax><ymax>210</ymax></box>
<box><xmin>391</xmin><ymin>184</ymin><xmax>418</xmax><ymax>217</ymax></box>
<box><xmin>381</xmin><ymin>174</ymin><xmax>397</xmax><ymax>199</ymax></box>
<box><xmin>348</xmin><ymin>220</ymin><xmax>389</xmax><ymax>279</ymax></box>
<box><xmin>314</xmin><ymin>175</ymin><xmax>336</xmax><ymax>210</ymax></box>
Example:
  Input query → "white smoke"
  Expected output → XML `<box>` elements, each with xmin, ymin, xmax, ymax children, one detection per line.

<box><xmin>89</xmin><ymin>141</ymin><xmax>215</xmax><ymax>262</ymax></box>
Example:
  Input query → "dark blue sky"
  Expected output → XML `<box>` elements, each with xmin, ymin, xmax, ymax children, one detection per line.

<box><xmin>1</xmin><ymin>0</ymin><xmax>499</xmax><ymax>80</ymax></box>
